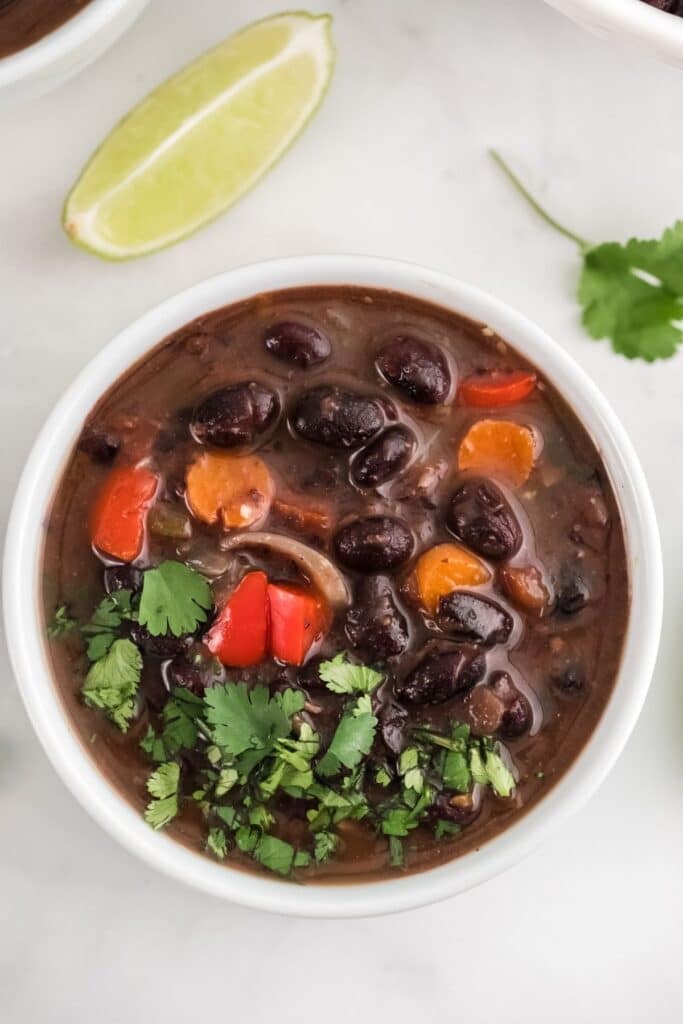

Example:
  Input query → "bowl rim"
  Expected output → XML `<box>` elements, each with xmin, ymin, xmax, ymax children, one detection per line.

<box><xmin>0</xmin><ymin>0</ymin><xmax>141</xmax><ymax>86</ymax></box>
<box><xmin>543</xmin><ymin>0</ymin><xmax>683</xmax><ymax>49</ymax></box>
<box><xmin>3</xmin><ymin>254</ymin><xmax>663</xmax><ymax>918</ymax></box>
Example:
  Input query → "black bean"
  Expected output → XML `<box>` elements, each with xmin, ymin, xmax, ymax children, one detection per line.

<box><xmin>555</xmin><ymin>568</ymin><xmax>590</xmax><ymax>615</ymax></box>
<box><xmin>291</xmin><ymin>385</ymin><xmax>385</xmax><ymax>449</ymax></box>
<box><xmin>164</xmin><ymin>655</ymin><xmax>205</xmax><ymax>695</ymax></box>
<box><xmin>551</xmin><ymin>663</ymin><xmax>585</xmax><ymax>696</ymax></box>
<box><xmin>432</xmin><ymin>791</ymin><xmax>481</xmax><ymax>826</ymax></box>
<box><xmin>191</xmin><ymin>382</ymin><xmax>280</xmax><ymax>447</ymax></box>
<box><xmin>264</xmin><ymin>321</ymin><xmax>331</xmax><ymax>367</ymax></box>
<box><xmin>447</xmin><ymin>477</ymin><xmax>522</xmax><ymax>559</ymax></box>
<box><xmin>351</xmin><ymin>425</ymin><xmax>416</xmax><ymax>487</ymax></box>
<box><xmin>376</xmin><ymin>337</ymin><xmax>451</xmax><ymax>404</ymax></box>
<box><xmin>437</xmin><ymin>592</ymin><xmax>513</xmax><ymax>647</ymax></box>
<box><xmin>345</xmin><ymin>575</ymin><xmax>409</xmax><ymax>657</ymax></box>
<box><xmin>395</xmin><ymin>648</ymin><xmax>485</xmax><ymax>704</ymax></box>
<box><xmin>104</xmin><ymin>565</ymin><xmax>142</xmax><ymax>595</ymax></box>
<box><xmin>488</xmin><ymin>671</ymin><xmax>532</xmax><ymax>738</ymax></box>
<box><xmin>334</xmin><ymin>516</ymin><xmax>414</xmax><ymax>571</ymax></box>
<box><xmin>129</xmin><ymin>623</ymin><xmax>192</xmax><ymax>659</ymax></box>
<box><xmin>78</xmin><ymin>429</ymin><xmax>120</xmax><ymax>463</ymax></box>
<box><xmin>377</xmin><ymin>699</ymin><xmax>408</xmax><ymax>756</ymax></box>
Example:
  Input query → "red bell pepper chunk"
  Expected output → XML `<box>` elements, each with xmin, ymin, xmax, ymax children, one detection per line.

<box><xmin>90</xmin><ymin>466</ymin><xmax>158</xmax><ymax>562</ymax></box>
<box><xmin>459</xmin><ymin>371</ymin><xmax>536</xmax><ymax>408</ymax></box>
<box><xmin>267</xmin><ymin>582</ymin><xmax>329</xmax><ymax>666</ymax></box>
<box><xmin>206</xmin><ymin>571</ymin><xmax>269</xmax><ymax>668</ymax></box>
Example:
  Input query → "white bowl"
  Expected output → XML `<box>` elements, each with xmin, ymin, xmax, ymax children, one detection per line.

<box><xmin>3</xmin><ymin>256</ymin><xmax>663</xmax><ymax>917</ymax></box>
<box><xmin>0</xmin><ymin>0</ymin><xmax>151</xmax><ymax>104</ymax></box>
<box><xmin>544</xmin><ymin>0</ymin><xmax>683</xmax><ymax>66</ymax></box>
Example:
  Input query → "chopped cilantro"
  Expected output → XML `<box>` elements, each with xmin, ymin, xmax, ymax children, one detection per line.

<box><xmin>388</xmin><ymin>836</ymin><xmax>404</xmax><ymax>868</ymax></box>
<box><xmin>259</xmin><ymin>722</ymin><xmax>320</xmax><ymax>797</ymax></box>
<box><xmin>138</xmin><ymin>561</ymin><xmax>212</xmax><ymax>637</ymax></box>
<box><xmin>204</xmin><ymin>683</ymin><xmax>304</xmax><ymax>774</ymax></box>
<box><xmin>207</xmin><ymin>827</ymin><xmax>228</xmax><ymax>859</ymax></box>
<box><xmin>144</xmin><ymin>762</ymin><xmax>180</xmax><ymax>829</ymax></box>
<box><xmin>47</xmin><ymin>604</ymin><xmax>76</xmax><ymax>639</ymax></box>
<box><xmin>81</xmin><ymin>589</ymin><xmax>134</xmax><ymax>661</ymax></box>
<box><xmin>316</xmin><ymin>696</ymin><xmax>377</xmax><ymax>776</ymax></box>
<box><xmin>469</xmin><ymin>741</ymin><xmax>515</xmax><ymax>798</ymax></box>
<box><xmin>140</xmin><ymin>725</ymin><xmax>166</xmax><ymax>762</ymax></box>
<box><xmin>319</xmin><ymin>652</ymin><xmax>384</xmax><ymax>695</ymax></box>
<box><xmin>434</xmin><ymin>820</ymin><xmax>461</xmax><ymax>841</ymax></box>
<box><xmin>255</xmin><ymin>835</ymin><xmax>300</xmax><ymax>876</ymax></box>
<box><xmin>81</xmin><ymin>638</ymin><xmax>142</xmax><ymax>731</ymax></box>
<box><xmin>313</xmin><ymin>831</ymin><xmax>338</xmax><ymax>863</ymax></box>
<box><xmin>491</xmin><ymin>149</ymin><xmax>683</xmax><ymax>361</ymax></box>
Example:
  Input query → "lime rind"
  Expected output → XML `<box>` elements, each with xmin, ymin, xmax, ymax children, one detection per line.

<box><xmin>63</xmin><ymin>11</ymin><xmax>335</xmax><ymax>260</ymax></box>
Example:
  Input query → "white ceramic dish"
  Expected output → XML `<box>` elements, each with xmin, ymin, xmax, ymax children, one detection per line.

<box><xmin>544</xmin><ymin>0</ymin><xmax>683</xmax><ymax>66</ymax></box>
<box><xmin>3</xmin><ymin>256</ymin><xmax>663</xmax><ymax>917</ymax></box>
<box><xmin>0</xmin><ymin>0</ymin><xmax>150</xmax><ymax>104</ymax></box>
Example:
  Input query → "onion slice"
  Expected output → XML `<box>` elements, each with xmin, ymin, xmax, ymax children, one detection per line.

<box><xmin>220</xmin><ymin>531</ymin><xmax>350</xmax><ymax>608</ymax></box>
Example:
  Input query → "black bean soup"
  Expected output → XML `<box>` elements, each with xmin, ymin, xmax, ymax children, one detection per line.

<box><xmin>0</xmin><ymin>0</ymin><xmax>94</xmax><ymax>58</ymax></box>
<box><xmin>43</xmin><ymin>286</ymin><xmax>629</xmax><ymax>883</ymax></box>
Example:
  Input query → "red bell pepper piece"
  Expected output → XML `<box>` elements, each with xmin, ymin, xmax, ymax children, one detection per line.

<box><xmin>90</xmin><ymin>466</ymin><xmax>158</xmax><ymax>562</ymax></box>
<box><xmin>267</xmin><ymin>582</ymin><xmax>329</xmax><ymax>666</ymax></box>
<box><xmin>459</xmin><ymin>371</ymin><xmax>536</xmax><ymax>408</ymax></box>
<box><xmin>206</xmin><ymin>571</ymin><xmax>269</xmax><ymax>668</ymax></box>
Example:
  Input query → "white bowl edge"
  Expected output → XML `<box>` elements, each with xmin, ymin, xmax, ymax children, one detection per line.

<box><xmin>544</xmin><ymin>0</ymin><xmax>683</xmax><ymax>67</ymax></box>
<box><xmin>3</xmin><ymin>255</ymin><xmax>663</xmax><ymax>918</ymax></box>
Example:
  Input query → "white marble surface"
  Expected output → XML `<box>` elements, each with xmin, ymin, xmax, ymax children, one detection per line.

<box><xmin>2</xmin><ymin>0</ymin><xmax>683</xmax><ymax>1019</ymax></box>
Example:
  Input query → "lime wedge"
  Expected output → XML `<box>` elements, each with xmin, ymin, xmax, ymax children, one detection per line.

<box><xmin>63</xmin><ymin>12</ymin><xmax>335</xmax><ymax>259</ymax></box>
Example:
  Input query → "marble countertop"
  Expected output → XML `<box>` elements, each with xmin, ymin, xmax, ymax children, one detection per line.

<box><xmin>1</xmin><ymin>0</ymin><xmax>682</xmax><ymax>1020</ymax></box>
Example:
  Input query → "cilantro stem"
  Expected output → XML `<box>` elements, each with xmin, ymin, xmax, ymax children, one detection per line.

<box><xmin>489</xmin><ymin>149</ymin><xmax>590</xmax><ymax>251</ymax></box>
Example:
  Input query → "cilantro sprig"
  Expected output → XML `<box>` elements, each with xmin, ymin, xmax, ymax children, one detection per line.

<box><xmin>139</xmin><ymin>561</ymin><xmax>212</xmax><ymax>637</ymax></box>
<box><xmin>81</xmin><ymin>638</ymin><xmax>142</xmax><ymax>731</ymax></box>
<box><xmin>491</xmin><ymin>149</ymin><xmax>683</xmax><ymax>361</ymax></box>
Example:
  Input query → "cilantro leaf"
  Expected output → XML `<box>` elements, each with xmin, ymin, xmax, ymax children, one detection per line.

<box><xmin>442</xmin><ymin>750</ymin><xmax>470</xmax><ymax>792</ymax></box>
<box><xmin>313</xmin><ymin>830</ymin><xmax>338</xmax><ymax>863</ymax></box>
<box><xmin>316</xmin><ymin>697</ymin><xmax>378</xmax><ymax>777</ymax></box>
<box><xmin>81</xmin><ymin>589</ymin><xmax>134</xmax><ymax>661</ymax></box>
<box><xmin>138</xmin><ymin>561</ymin><xmax>212</xmax><ymax>637</ymax></box>
<box><xmin>204</xmin><ymin>684</ymin><xmax>304</xmax><ymax>775</ymax></box>
<box><xmin>144</xmin><ymin>762</ymin><xmax>180</xmax><ymax>829</ymax></box>
<box><xmin>388</xmin><ymin>836</ymin><xmax>404</xmax><ymax>867</ymax></box>
<box><xmin>47</xmin><ymin>604</ymin><xmax>76</xmax><ymax>639</ymax></box>
<box><xmin>140</xmin><ymin>726</ymin><xmax>167</xmax><ymax>762</ymax></box>
<box><xmin>469</xmin><ymin>741</ymin><xmax>515</xmax><ymax>798</ymax></box>
<box><xmin>82</xmin><ymin>638</ymin><xmax>142</xmax><ymax>731</ymax></box>
<box><xmin>254</xmin><ymin>835</ymin><xmax>299</xmax><ymax>876</ymax></box>
<box><xmin>491</xmin><ymin>150</ymin><xmax>683</xmax><ymax>361</ymax></box>
<box><xmin>259</xmin><ymin>722</ymin><xmax>320</xmax><ymax>798</ymax></box>
<box><xmin>319</xmin><ymin>653</ymin><xmax>384</xmax><ymax>695</ymax></box>
<box><xmin>579</xmin><ymin>230</ymin><xmax>683</xmax><ymax>361</ymax></box>
<box><xmin>207</xmin><ymin>827</ymin><xmax>228</xmax><ymax>859</ymax></box>
<box><xmin>434</xmin><ymin>820</ymin><xmax>461</xmax><ymax>840</ymax></box>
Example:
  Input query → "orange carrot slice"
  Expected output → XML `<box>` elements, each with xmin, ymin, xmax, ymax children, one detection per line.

<box><xmin>414</xmin><ymin>543</ymin><xmax>490</xmax><ymax>613</ymax></box>
<box><xmin>458</xmin><ymin>419</ymin><xmax>536</xmax><ymax>486</ymax></box>
<box><xmin>186</xmin><ymin>451</ymin><xmax>274</xmax><ymax>530</ymax></box>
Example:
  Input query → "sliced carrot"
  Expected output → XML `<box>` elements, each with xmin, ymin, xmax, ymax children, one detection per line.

<box><xmin>459</xmin><ymin>371</ymin><xmax>536</xmax><ymax>408</ymax></box>
<box><xmin>185</xmin><ymin>451</ymin><xmax>274</xmax><ymax>530</ymax></box>
<box><xmin>414</xmin><ymin>543</ymin><xmax>490</xmax><ymax>613</ymax></box>
<box><xmin>272</xmin><ymin>496</ymin><xmax>331</xmax><ymax>536</ymax></box>
<box><xmin>90</xmin><ymin>465</ymin><xmax>158</xmax><ymax>562</ymax></box>
<box><xmin>458</xmin><ymin>419</ymin><xmax>536</xmax><ymax>486</ymax></box>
